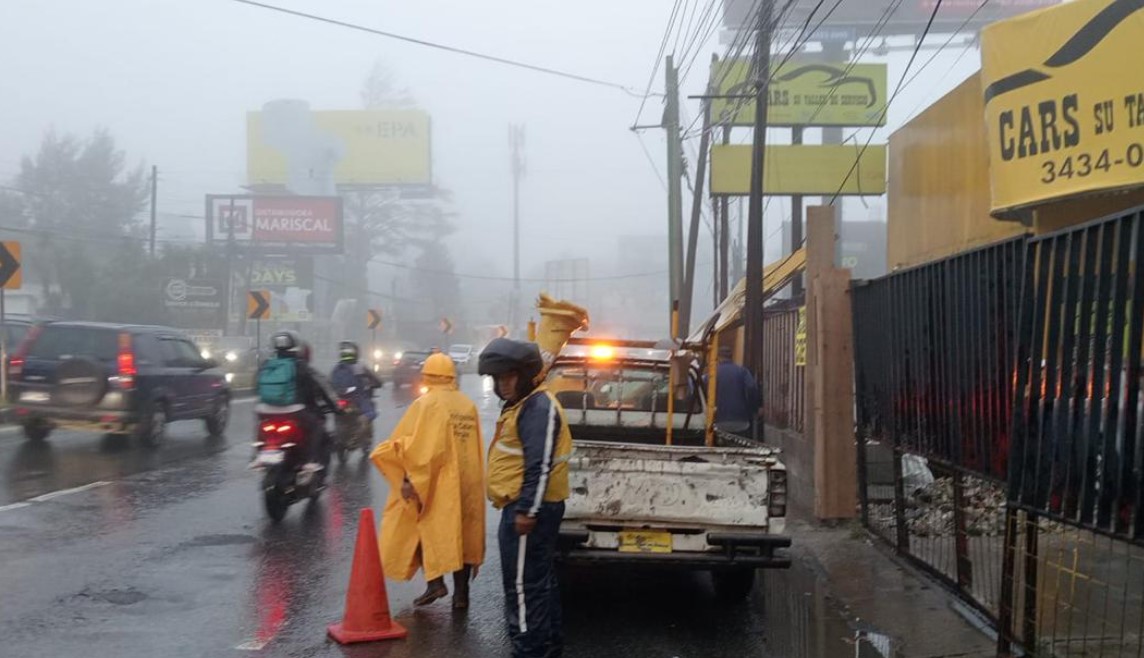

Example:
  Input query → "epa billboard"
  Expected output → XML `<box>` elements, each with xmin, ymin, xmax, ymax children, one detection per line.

<box><xmin>206</xmin><ymin>195</ymin><xmax>344</xmax><ymax>255</ymax></box>
<box><xmin>247</xmin><ymin>103</ymin><xmax>432</xmax><ymax>189</ymax></box>
<box><xmin>722</xmin><ymin>0</ymin><xmax>1061</xmax><ymax>33</ymax></box>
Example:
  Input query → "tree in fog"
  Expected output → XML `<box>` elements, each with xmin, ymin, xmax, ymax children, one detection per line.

<box><xmin>10</xmin><ymin>129</ymin><xmax>148</xmax><ymax>317</ymax></box>
<box><xmin>411</xmin><ymin>240</ymin><xmax>463</xmax><ymax>341</ymax></box>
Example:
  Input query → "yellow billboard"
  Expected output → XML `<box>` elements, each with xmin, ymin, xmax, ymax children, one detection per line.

<box><xmin>710</xmin><ymin>144</ymin><xmax>887</xmax><ymax>196</ymax></box>
<box><xmin>247</xmin><ymin>109</ymin><xmax>431</xmax><ymax>187</ymax></box>
<box><xmin>710</xmin><ymin>58</ymin><xmax>888</xmax><ymax>127</ymax></box>
<box><xmin>982</xmin><ymin>0</ymin><xmax>1144</xmax><ymax>218</ymax></box>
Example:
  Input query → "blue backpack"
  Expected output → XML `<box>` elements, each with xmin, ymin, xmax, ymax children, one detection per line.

<box><xmin>258</xmin><ymin>357</ymin><xmax>298</xmax><ymax>406</ymax></box>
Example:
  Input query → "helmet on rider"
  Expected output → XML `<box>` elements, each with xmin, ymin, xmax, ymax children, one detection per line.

<box><xmin>338</xmin><ymin>341</ymin><xmax>359</xmax><ymax>364</ymax></box>
<box><xmin>478</xmin><ymin>338</ymin><xmax>544</xmax><ymax>401</ymax></box>
<box><xmin>272</xmin><ymin>330</ymin><xmax>302</xmax><ymax>358</ymax></box>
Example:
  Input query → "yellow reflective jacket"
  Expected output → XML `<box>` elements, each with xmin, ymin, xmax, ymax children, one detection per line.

<box><xmin>371</xmin><ymin>383</ymin><xmax>486</xmax><ymax>582</ymax></box>
<box><xmin>487</xmin><ymin>386</ymin><xmax>572</xmax><ymax>512</ymax></box>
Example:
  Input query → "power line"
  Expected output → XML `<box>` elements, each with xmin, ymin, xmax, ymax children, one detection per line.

<box><xmin>230</xmin><ymin>0</ymin><xmax>644</xmax><ymax>96</ymax></box>
<box><xmin>830</xmin><ymin>0</ymin><xmax>946</xmax><ymax>204</ymax></box>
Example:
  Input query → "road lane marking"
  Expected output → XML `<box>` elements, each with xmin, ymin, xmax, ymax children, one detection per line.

<box><xmin>235</xmin><ymin>640</ymin><xmax>269</xmax><ymax>651</ymax></box>
<box><xmin>0</xmin><ymin>502</ymin><xmax>30</xmax><ymax>512</ymax></box>
<box><xmin>28</xmin><ymin>480</ymin><xmax>110</xmax><ymax>502</ymax></box>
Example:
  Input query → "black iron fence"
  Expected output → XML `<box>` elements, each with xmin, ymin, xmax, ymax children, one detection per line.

<box><xmin>852</xmin><ymin>236</ymin><xmax>1027</xmax><ymax>622</ymax></box>
<box><xmin>999</xmin><ymin>208</ymin><xmax>1144</xmax><ymax>656</ymax></box>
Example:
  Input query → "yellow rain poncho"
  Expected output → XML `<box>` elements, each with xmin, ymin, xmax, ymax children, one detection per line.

<box><xmin>370</xmin><ymin>360</ymin><xmax>485</xmax><ymax>582</ymax></box>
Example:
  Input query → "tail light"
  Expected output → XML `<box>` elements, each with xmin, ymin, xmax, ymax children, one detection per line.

<box><xmin>259</xmin><ymin>419</ymin><xmax>300</xmax><ymax>449</ymax></box>
<box><xmin>768</xmin><ymin>469</ymin><xmax>788</xmax><ymax>518</ymax></box>
<box><xmin>337</xmin><ymin>399</ymin><xmax>349</xmax><ymax>410</ymax></box>
<box><xmin>8</xmin><ymin>324</ymin><xmax>42</xmax><ymax>380</ymax></box>
<box><xmin>116</xmin><ymin>332</ymin><xmax>137</xmax><ymax>390</ymax></box>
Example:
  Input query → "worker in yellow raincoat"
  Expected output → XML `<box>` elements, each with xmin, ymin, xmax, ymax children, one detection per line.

<box><xmin>370</xmin><ymin>353</ymin><xmax>486</xmax><ymax>609</ymax></box>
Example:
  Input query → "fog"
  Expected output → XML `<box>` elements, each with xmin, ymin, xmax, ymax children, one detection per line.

<box><xmin>0</xmin><ymin>0</ymin><xmax>990</xmax><ymax>344</ymax></box>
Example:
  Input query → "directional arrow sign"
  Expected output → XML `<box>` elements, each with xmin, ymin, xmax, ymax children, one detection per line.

<box><xmin>247</xmin><ymin>290</ymin><xmax>271</xmax><ymax>320</ymax></box>
<box><xmin>495</xmin><ymin>325</ymin><xmax>508</xmax><ymax>338</ymax></box>
<box><xmin>439</xmin><ymin>317</ymin><xmax>454</xmax><ymax>335</ymax></box>
<box><xmin>0</xmin><ymin>241</ymin><xmax>21</xmax><ymax>290</ymax></box>
<box><xmin>367</xmin><ymin>309</ymin><xmax>382</xmax><ymax>330</ymax></box>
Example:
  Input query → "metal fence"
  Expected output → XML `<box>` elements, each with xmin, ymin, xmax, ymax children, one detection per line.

<box><xmin>999</xmin><ymin>208</ymin><xmax>1144</xmax><ymax>656</ymax></box>
<box><xmin>761</xmin><ymin>306</ymin><xmax>805</xmax><ymax>432</ymax></box>
<box><xmin>852</xmin><ymin>236</ymin><xmax>1027</xmax><ymax>623</ymax></box>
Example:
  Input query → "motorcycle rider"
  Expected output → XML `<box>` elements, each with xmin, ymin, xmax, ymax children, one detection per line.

<box><xmin>259</xmin><ymin>331</ymin><xmax>341</xmax><ymax>473</ymax></box>
<box><xmin>329</xmin><ymin>340</ymin><xmax>382</xmax><ymax>424</ymax></box>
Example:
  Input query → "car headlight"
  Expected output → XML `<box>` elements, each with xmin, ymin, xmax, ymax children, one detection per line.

<box><xmin>225</xmin><ymin>351</ymin><xmax>238</xmax><ymax>362</ymax></box>
<box><xmin>201</xmin><ymin>349</ymin><xmax>212</xmax><ymax>360</ymax></box>
<box><xmin>394</xmin><ymin>351</ymin><xmax>403</xmax><ymax>360</ymax></box>
<box><xmin>373</xmin><ymin>349</ymin><xmax>384</xmax><ymax>359</ymax></box>
<box><xmin>224</xmin><ymin>373</ymin><xmax>234</xmax><ymax>383</ymax></box>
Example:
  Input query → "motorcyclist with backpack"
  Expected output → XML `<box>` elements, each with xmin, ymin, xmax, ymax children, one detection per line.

<box><xmin>258</xmin><ymin>331</ymin><xmax>342</xmax><ymax>473</ymax></box>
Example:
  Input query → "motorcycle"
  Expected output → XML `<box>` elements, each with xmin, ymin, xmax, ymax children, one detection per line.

<box><xmin>333</xmin><ymin>386</ymin><xmax>372</xmax><ymax>464</ymax></box>
<box><xmin>251</xmin><ymin>407</ymin><xmax>331</xmax><ymax>522</ymax></box>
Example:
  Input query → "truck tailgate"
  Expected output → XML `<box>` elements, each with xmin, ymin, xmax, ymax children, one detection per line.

<box><xmin>565</xmin><ymin>440</ymin><xmax>782</xmax><ymax>530</ymax></box>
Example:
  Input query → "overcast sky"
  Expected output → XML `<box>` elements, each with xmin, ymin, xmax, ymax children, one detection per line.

<box><xmin>0</xmin><ymin>0</ymin><xmax>1008</xmax><ymax>297</ymax></box>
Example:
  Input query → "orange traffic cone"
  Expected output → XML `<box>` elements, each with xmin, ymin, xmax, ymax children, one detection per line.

<box><xmin>328</xmin><ymin>508</ymin><xmax>408</xmax><ymax>644</ymax></box>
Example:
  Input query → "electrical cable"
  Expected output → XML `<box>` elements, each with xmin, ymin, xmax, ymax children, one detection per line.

<box><xmin>230</xmin><ymin>0</ymin><xmax>645</xmax><ymax>96</ymax></box>
<box><xmin>633</xmin><ymin>0</ymin><xmax>686</xmax><ymax>126</ymax></box>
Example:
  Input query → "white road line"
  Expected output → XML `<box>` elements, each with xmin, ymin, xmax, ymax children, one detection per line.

<box><xmin>235</xmin><ymin>640</ymin><xmax>269</xmax><ymax>651</ymax></box>
<box><xmin>28</xmin><ymin>481</ymin><xmax>110</xmax><ymax>503</ymax></box>
<box><xmin>0</xmin><ymin>502</ymin><xmax>30</xmax><ymax>513</ymax></box>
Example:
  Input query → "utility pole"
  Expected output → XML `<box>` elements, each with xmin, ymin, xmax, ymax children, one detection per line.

<box><xmin>509</xmin><ymin>124</ymin><xmax>525</xmax><ymax>332</ymax></box>
<box><xmin>791</xmin><ymin>126</ymin><xmax>805</xmax><ymax>299</ymax></box>
<box><xmin>679</xmin><ymin>87</ymin><xmax>713</xmax><ymax>338</ymax></box>
<box><xmin>719</xmin><ymin>126</ymin><xmax>732</xmax><ymax>302</ymax></box>
<box><xmin>665</xmin><ymin>55</ymin><xmax>684</xmax><ymax>336</ymax></box>
<box><xmin>149</xmin><ymin>165</ymin><xmax>158</xmax><ymax>257</ymax></box>
<box><xmin>744</xmin><ymin>1</ymin><xmax>773</xmax><ymax>400</ymax></box>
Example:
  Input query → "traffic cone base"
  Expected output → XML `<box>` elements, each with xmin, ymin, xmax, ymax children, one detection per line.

<box><xmin>327</xmin><ymin>619</ymin><xmax>407</xmax><ymax>644</ymax></box>
<box><xmin>328</xmin><ymin>508</ymin><xmax>407</xmax><ymax>645</ymax></box>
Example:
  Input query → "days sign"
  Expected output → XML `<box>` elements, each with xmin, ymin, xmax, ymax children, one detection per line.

<box><xmin>367</xmin><ymin>309</ymin><xmax>382</xmax><ymax>330</ymax></box>
<box><xmin>439</xmin><ymin>317</ymin><xmax>454</xmax><ymax>335</ymax></box>
<box><xmin>722</xmin><ymin>0</ymin><xmax>1062</xmax><ymax>34</ymax></box>
<box><xmin>247</xmin><ymin>108</ymin><xmax>432</xmax><ymax>188</ymax></box>
<box><xmin>247</xmin><ymin>290</ymin><xmax>271</xmax><ymax>321</ymax></box>
<box><xmin>710</xmin><ymin>58</ymin><xmax>888</xmax><ymax>127</ymax></box>
<box><xmin>981</xmin><ymin>0</ymin><xmax>1144</xmax><ymax>218</ymax></box>
<box><xmin>162</xmin><ymin>277</ymin><xmax>225</xmax><ymax>330</ymax></box>
<box><xmin>709</xmin><ymin>144</ymin><xmax>887</xmax><ymax>196</ymax></box>
<box><xmin>0</xmin><ymin>241</ymin><xmax>21</xmax><ymax>290</ymax></box>
<box><xmin>206</xmin><ymin>195</ymin><xmax>344</xmax><ymax>254</ymax></box>
<box><xmin>247</xmin><ymin>257</ymin><xmax>312</xmax><ymax>288</ymax></box>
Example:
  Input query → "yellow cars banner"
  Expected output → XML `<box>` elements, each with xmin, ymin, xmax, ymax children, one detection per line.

<box><xmin>247</xmin><ymin>109</ymin><xmax>431</xmax><ymax>187</ymax></box>
<box><xmin>982</xmin><ymin>0</ymin><xmax>1144</xmax><ymax>217</ymax></box>
<box><xmin>710</xmin><ymin>58</ymin><xmax>887</xmax><ymax>127</ymax></box>
<box><xmin>710</xmin><ymin>144</ymin><xmax>887</xmax><ymax>196</ymax></box>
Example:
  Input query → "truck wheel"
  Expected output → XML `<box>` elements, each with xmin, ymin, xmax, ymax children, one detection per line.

<box><xmin>23</xmin><ymin>420</ymin><xmax>51</xmax><ymax>443</ymax></box>
<box><xmin>711</xmin><ymin>568</ymin><xmax>755</xmax><ymax>602</ymax></box>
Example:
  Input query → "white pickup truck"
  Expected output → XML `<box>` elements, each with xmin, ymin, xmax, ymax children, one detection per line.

<box><xmin>548</xmin><ymin>341</ymin><xmax>790</xmax><ymax>601</ymax></box>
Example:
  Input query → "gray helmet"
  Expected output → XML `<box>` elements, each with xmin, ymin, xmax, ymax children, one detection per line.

<box><xmin>478</xmin><ymin>338</ymin><xmax>543</xmax><ymax>382</ymax></box>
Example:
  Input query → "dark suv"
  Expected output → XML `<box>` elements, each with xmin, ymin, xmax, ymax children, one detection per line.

<box><xmin>9</xmin><ymin>322</ymin><xmax>231</xmax><ymax>445</ymax></box>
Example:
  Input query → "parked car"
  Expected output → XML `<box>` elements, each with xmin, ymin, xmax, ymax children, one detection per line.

<box><xmin>448</xmin><ymin>344</ymin><xmax>474</xmax><ymax>372</ymax></box>
<box><xmin>391</xmin><ymin>350</ymin><xmax>432</xmax><ymax>389</ymax></box>
<box><xmin>9</xmin><ymin>322</ymin><xmax>231</xmax><ymax>446</ymax></box>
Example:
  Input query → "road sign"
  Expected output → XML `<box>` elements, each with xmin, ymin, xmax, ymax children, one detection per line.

<box><xmin>439</xmin><ymin>317</ymin><xmax>453</xmax><ymax>335</ymax></box>
<box><xmin>0</xmin><ymin>241</ymin><xmax>21</xmax><ymax>290</ymax></box>
<box><xmin>247</xmin><ymin>290</ymin><xmax>271</xmax><ymax>320</ymax></box>
<box><xmin>367</xmin><ymin>309</ymin><xmax>382</xmax><ymax>330</ymax></box>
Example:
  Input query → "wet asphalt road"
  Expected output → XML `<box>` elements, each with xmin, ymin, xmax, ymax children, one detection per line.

<box><xmin>0</xmin><ymin>378</ymin><xmax>857</xmax><ymax>658</ymax></box>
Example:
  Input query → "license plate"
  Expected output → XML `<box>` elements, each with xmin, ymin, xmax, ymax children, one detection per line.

<box><xmin>19</xmin><ymin>391</ymin><xmax>49</xmax><ymax>403</ymax></box>
<box><xmin>618</xmin><ymin>530</ymin><xmax>672</xmax><ymax>554</ymax></box>
<box><xmin>255</xmin><ymin>450</ymin><xmax>285</xmax><ymax>466</ymax></box>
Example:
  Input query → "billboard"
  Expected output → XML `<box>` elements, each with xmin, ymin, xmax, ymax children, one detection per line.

<box><xmin>247</xmin><ymin>105</ymin><xmax>431</xmax><ymax>188</ymax></box>
<box><xmin>232</xmin><ymin>257</ymin><xmax>315</xmax><ymax>322</ymax></box>
<box><xmin>711</xmin><ymin>59</ymin><xmax>888</xmax><ymax>127</ymax></box>
<box><xmin>710</xmin><ymin>144</ymin><xmax>887</xmax><ymax>195</ymax></box>
<box><xmin>206</xmin><ymin>195</ymin><xmax>344</xmax><ymax>255</ymax></box>
<box><xmin>723</xmin><ymin>0</ymin><xmax>1061</xmax><ymax>33</ymax></box>
<box><xmin>162</xmin><ymin>277</ymin><xmax>225</xmax><ymax>330</ymax></box>
<box><xmin>981</xmin><ymin>0</ymin><xmax>1144</xmax><ymax>217</ymax></box>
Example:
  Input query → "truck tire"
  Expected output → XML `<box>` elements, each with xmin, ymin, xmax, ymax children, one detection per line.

<box><xmin>711</xmin><ymin>568</ymin><xmax>755</xmax><ymax>602</ymax></box>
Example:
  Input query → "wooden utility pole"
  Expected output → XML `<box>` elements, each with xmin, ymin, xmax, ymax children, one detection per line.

<box><xmin>664</xmin><ymin>56</ymin><xmax>684</xmax><ymax>334</ymax></box>
<box><xmin>744</xmin><ymin>1</ymin><xmax>773</xmax><ymax>382</ymax></box>
<box><xmin>791</xmin><ymin>127</ymin><xmax>804</xmax><ymax>298</ymax></box>
<box><xmin>679</xmin><ymin>88</ymin><xmax>713</xmax><ymax>338</ymax></box>
<box><xmin>149</xmin><ymin>165</ymin><xmax>158</xmax><ymax>257</ymax></box>
<box><xmin>719</xmin><ymin>126</ymin><xmax>731</xmax><ymax>302</ymax></box>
